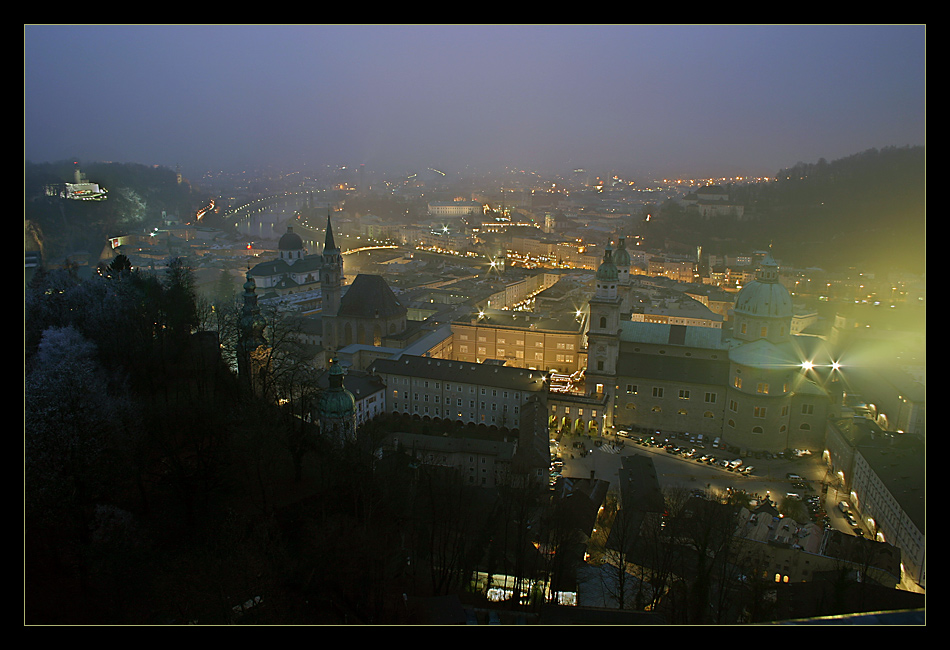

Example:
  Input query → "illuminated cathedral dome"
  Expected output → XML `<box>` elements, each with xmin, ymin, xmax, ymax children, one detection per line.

<box><xmin>733</xmin><ymin>253</ymin><xmax>792</xmax><ymax>321</ymax></box>
<box><xmin>732</xmin><ymin>252</ymin><xmax>793</xmax><ymax>344</ymax></box>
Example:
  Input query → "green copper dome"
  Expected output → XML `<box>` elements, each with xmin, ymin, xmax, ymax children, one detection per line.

<box><xmin>613</xmin><ymin>236</ymin><xmax>631</xmax><ymax>268</ymax></box>
<box><xmin>733</xmin><ymin>253</ymin><xmax>792</xmax><ymax>320</ymax></box>
<box><xmin>595</xmin><ymin>245</ymin><xmax>619</xmax><ymax>282</ymax></box>
<box><xmin>318</xmin><ymin>360</ymin><xmax>356</xmax><ymax>420</ymax></box>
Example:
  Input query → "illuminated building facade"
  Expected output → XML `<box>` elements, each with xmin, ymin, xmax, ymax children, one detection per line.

<box><xmin>452</xmin><ymin>310</ymin><xmax>586</xmax><ymax>375</ymax></box>
<box><xmin>427</xmin><ymin>200</ymin><xmax>484</xmax><ymax>217</ymax></box>
<box><xmin>604</xmin><ymin>251</ymin><xmax>833</xmax><ymax>452</ymax></box>
<box><xmin>370</xmin><ymin>355</ymin><xmax>547</xmax><ymax>430</ymax></box>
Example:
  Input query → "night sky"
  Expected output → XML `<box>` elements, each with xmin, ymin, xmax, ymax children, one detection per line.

<box><xmin>24</xmin><ymin>25</ymin><xmax>925</xmax><ymax>178</ymax></box>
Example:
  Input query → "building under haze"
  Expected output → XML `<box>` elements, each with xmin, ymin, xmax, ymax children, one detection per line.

<box><xmin>319</xmin><ymin>215</ymin><xmax>410</xmax><ymax>366</ymax></box>
<box><xmin>586</xmin><ymin>247</ymin><xmax>834</xmax><ymax>453</ymax></box>
<box><xmin>247</xmin><ymin>225</ymin><xmax>322</xmax><ymax>295</ymax></box>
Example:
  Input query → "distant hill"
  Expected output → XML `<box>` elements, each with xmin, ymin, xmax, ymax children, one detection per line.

<box><xmin>634</xmin><ymin>147</ymin><xmax>924</xmax><ymax>276</ymax></box>
<box><xmin>25</xmin><ymin>160</ymin><xmax>202</xmax><ymax>265</ymax></box>
<box><xmin>734</xmin><ymin>146</ymin><xmax>925</xmax><ymax>274</ymax></box>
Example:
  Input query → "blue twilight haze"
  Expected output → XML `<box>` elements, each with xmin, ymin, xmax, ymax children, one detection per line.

<box><xmin>24</xmin><ymin>24</ymin><xmax>925</xmax><ymax>178</ymax></box>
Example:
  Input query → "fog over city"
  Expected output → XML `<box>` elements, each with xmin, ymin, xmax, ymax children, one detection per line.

<box><xmin>24</xmin><ymin>24</ymin><xmax>928</xmax><ymax>626</ymax></box>
<box><xmin>25</xmin><ymin>24</ymin><xmax>925</xmax><ymax>178</ymax></box>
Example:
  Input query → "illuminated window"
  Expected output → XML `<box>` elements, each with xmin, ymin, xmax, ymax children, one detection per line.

<box><xmin>757</xmin><ymin>383</ymin><xmax>769</xmax><ymax>394</ymax></box>
<box><xmin>754</xmin><ymin>406</ymin><xmax>767</xmax><ymax>419</ymax></box>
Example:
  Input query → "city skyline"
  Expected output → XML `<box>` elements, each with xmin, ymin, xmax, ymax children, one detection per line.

<box><xmin>25</xmin><ymin>24</ymin><xmax>925</xmax><ymax>179</ymax></box>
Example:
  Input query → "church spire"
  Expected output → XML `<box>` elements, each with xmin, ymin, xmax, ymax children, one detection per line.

<box><xmin>325</xmin><ymin>211</ymin><xmax>338</xmax><ymax>252</ymax></box>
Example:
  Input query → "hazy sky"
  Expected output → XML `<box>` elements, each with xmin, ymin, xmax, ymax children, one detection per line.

<box><xmin>24</xmin><ymin>25</ymin><xmax>925</xmax><ymax>179</ymax></box>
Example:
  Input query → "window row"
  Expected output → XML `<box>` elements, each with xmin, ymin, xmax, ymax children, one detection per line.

<box><xmin>625</xmin><ymin>385</ymin><xmax>717</xmax><ymax>403</ymax></box>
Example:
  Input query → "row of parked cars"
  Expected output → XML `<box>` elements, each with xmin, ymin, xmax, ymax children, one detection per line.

<box><xmin>622</xmin><ymin>432</ymin><xmax>756</xmax><ymax>476</ymax></box>
<box><xmin>838</xmin><ymin>500</ymin><xmax>865</xmax><ymax>536</ymax></box>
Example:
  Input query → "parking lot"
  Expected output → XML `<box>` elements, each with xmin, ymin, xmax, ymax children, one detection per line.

<box><xmin>551</xmin><ymin>429</ymin><xmax>859</xmax><ymax>535</ymax></box>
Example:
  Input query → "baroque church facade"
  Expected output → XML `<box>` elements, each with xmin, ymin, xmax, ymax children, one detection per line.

<box><xmin>572</xmin><ymin>243</ymin><xmax>835</xmax><ymax>454</ymax></box>
<box><xmin>248</xmin><ymin>225</ymin><xmax>322</xmax><ymax>295</ymax></box>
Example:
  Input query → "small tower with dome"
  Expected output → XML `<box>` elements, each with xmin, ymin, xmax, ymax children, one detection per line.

<box><xmin>238</xmin><ymin>272</ymin><xmax>272</xmax><ymax>397</ymax></box>
<box><xmin>613</xmin><ymin>235</ymin><xmax>633</xmax><ymax>320</ymax></box>
<box><xmin>316</xmin><ymin>359</ymin><xmax>357</xmax><ymax>446</ymax></box>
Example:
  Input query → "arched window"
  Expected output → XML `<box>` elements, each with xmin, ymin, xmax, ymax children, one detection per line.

<box><xmin>703</xmin><ymin>411</ymin><xmax>714</xmax><ymax>418</ymax></box>
<box><xmin>599</xmin><ymin>316</ymin><xmax>607</xmax><ymax>328</ymax></box>
<box><xmin>752</xmin><ymin>426</ymin><xmax>763</xmax><ymax>434</ymax></box>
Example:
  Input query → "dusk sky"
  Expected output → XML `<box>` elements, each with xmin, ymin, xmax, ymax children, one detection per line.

<box><xmin>24</xmin><ymin>25</ymin><xmax>925</xmax><ymax>179</ymax></box>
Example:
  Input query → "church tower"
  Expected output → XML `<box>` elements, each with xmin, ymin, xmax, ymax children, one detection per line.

<box><xmin>238</xmin><ymin>272</ymin><xmax>271</xmax><ymax>397</ymax></box>
<box><xmin>614</xmin><ymin>235</ymin><xmax>633</xmax><ymax>321</ymax></box>
<box><xmin>316</xmin><ymin>359</ymin><xmax>357</xmax><ymax>446</ymax></box>
<box><xmin>585</xmin><ymin>244</ymin><xmax>623</xmax><ymax>430</ymax></box>
<box><xmin>321</xmin><ymin>214</ymin><xmax>344</xmax><ymax>364</ymax></box>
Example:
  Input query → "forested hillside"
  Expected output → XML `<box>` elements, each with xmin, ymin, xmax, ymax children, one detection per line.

<box><xmin>25</xmin><ymin>160</ymin><xmax>202</xmax><ymax>263</ymax></box>
<box><xmin>651</xmin><ymin>146</ymin><xmax>925</xmax><ymax>275</ymax></box>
